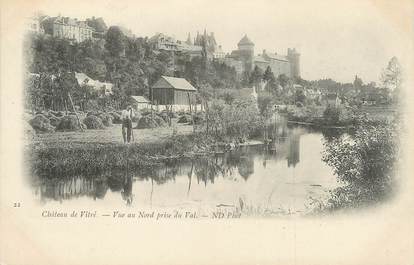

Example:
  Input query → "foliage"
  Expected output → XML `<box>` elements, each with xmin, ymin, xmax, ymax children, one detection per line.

<box><xmin>205</xmin><ymin>98</ymin><xmax>261</xmax><ymax>141</ymax></box>
<box><xmin>381</xmin><ymin>56</ymin><xmax>402</xmax><ymax>103</ymax></box>
<box><xmin>323</xmin><ymin>105</ymin><xmax>340</xmax><ymax>124</ymax></box>
<box><xmin>105</xmin><ymin>26</ymin><xmax>126</xmax><ymax>58</ymax></box>
<box><xmin>322</xmin><ymin>120</ymin><xmax>398</xmax><ymax>210</ymax></box>
<box><xmin>257</xmin><ymin>93</ymin><xmax>273</xmax><ymax>118</ymax></box>
<box><xmin>249</xmin><ymin>65</ymin><xmax>263</xmax><ymax>88</ymax></box>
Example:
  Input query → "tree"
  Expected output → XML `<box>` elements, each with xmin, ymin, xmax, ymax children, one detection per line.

<box><xmin>322</xmin><ymin>121</ymin><xmax>398</xmax><ymax>209</ymax></box>
<box><xmin>249</xmin><ymin>66</ymin><xmax>263</xmax><ymax>89</ymax></box>
<box><xmin>353</xmin><ymin>75</ymin><xmax>363</xmax><ymax>93</ymax></box>
<box><xmin>105</xmin><ymin>26</ymin><xmax>126</xmax><ymax>58</ymax></box>
<box><xmin>262</xmin><ymin>66</ymin><xmax>275</xmax><ymax>82</ymax></box>
<box><xmin>277</xmin><ymin>74</ymin><xmax>290</xmax><ymax>89</ymax></box>
<box><xmin>381</xmin><ymin>56</ymin><xmax>402</xmax><ymax>103</ymax></box>
<box><xmin>294</xmin><ymin>89</ymin><xmax>306</xmax><ymax>105</ymax></box>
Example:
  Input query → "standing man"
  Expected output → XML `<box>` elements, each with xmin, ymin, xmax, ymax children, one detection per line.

<box><xmin>121</xmin><ymin>105</ymin><xmax>135</xmax><ymax>143</ymax></box>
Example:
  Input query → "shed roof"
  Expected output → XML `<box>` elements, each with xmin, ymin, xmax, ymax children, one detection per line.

<box><xmin>152</xmin><ymin>76</ymin><xmax>196</xmax><ymax>91</ymax></box>
<box><xmin>131</xmin><ymin>96</ymin><xmax>150</xmax><ymax>103</ymax></box>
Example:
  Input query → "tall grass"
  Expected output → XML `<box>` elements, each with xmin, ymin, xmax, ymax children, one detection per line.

<box><xmin>28</xmin><ymin>134</ymin><xmax>205</xmax><ymax>178</ymax></box>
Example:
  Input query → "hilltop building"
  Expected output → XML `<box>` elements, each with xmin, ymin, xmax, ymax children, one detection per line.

<box><xmin>149</xmin><ymin>29</ymin><xmax>224</xmax><ymax>60</ymax></box>
<box><xmin>26</xmin><ymin>15</ymin><xmax>45</xmax><ymax>34</ymax></box>
<box><xmin>224</xmin><ymin>35</ymin><xmax>301</xmax><ymax>78</ymax></box>
<box><xmin>41</xmin><ymin>16</ymin><xmax>94</xmax><ymax>42</ymax></box>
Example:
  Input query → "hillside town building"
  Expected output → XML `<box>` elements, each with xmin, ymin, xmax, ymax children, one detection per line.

<box><xmin>149</xmin><ymin>30</ymin><xmax>225</xmax><ymax>60</ymax></box>
<box><xmin>41</xmin><ymin>16</ymin><xmax>94</xmax><ymax>42</ymax></box>
<box><xmin>26</xmin><ymin>15</ymin><xmax>45</xmax><ymax>34</ymax></box>
<box><xmin>75</xmin><ymin>72</ymin><xmax>113</xmax><ymax>96</ymax></box>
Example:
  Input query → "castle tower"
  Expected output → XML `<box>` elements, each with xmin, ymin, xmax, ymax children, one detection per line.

<box><xmin>287</xmin><ymin>48</ymin><xmax>301</xmax><ymax>78</ymax></box>
<box><xmin>237</xmin><ymin>35</ymin><xmax>255</xmax><ymax>72</ymax></box>
<box><xmin>237</xmin><ymin>34</ymin><xmax>254</xmax><ymax>52</ymax></box>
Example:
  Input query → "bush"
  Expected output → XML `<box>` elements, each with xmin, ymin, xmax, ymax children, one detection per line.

<box><xmin>29</xmin><ymin>114</ymin><xmax>55</xmax><ymax>133</ymax></box>
<box><xmin>193</xmin><ymin>112</ymin><xmax>205</xmax><ymax>125</ymax></box>
<box><xmin>83</xmin><ymin>115</ymin><xmax>105</xmax><ymax>129</ymax></box>
<box><xmin>56</xmin><ymin>115</ymin><xmax>85</xmax><ymax>131</ymax></box>
<box><xmin>322</xmin><ymin>121</ymin><xmax>398</xmax><ymax>210</ymax></box>
<box><xmin>323</xmin><ymin>106</ymin><xmax>341</xmax><ymax>125</ymax></box>
<box><xmin>136</xmin><ymin>115</ymin><xmax>166</xmax><ymax>129</ymax></box>
<box><xmin>98</xmin><ymin>113</ymin><xmax>113</xmax><ymax>127</ymax></box>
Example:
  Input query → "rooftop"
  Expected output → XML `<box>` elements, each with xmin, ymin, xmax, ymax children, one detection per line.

<box><xmin>131</xmin><ymin>96</ymin><xmax>150</xmax><ymax>103</ymax></box>
<box><xmin>152</xmin><ymin>76</ymin><xmax>197</xmax><ymax>91</ymax></box>
<box><xmin>238</xmin><ymin>35</ymin><xmax>254</xmax><ymax>46</ymax></box>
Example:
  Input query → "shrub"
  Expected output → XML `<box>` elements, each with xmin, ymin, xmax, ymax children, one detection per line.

<box><xmin>29</xmin><ymin>114</ymin><xmax>55</xmax><ymax>133</ymax></box>
<box><xmin>193</xmin><ymin>112</ymin><xmax>205</xmax><ymax>124</ymax></box>
<box><xmin>56</xmin><ymin>115</ymin><xmax>85</xmax><ymax>131</ymax></box>
<box><xmin>323</xmin><ymin>106</ymin><xmax>341</xmax><ymax>125</ymax></box>
<box><xmin>83</xmin><ymin>115</ymin><xmax>105</xmax><ymax>129</ymax></box>
<box><xmin>322</xmin><ymin>121</ymin><xmax>398</xmax><ymax>210</ymax></box>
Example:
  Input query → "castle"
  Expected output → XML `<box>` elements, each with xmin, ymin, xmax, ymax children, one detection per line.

<box><xmin>145</xmin><ymin>32</ymin><xmax>301</xmax><ymax>79</ymax></box>
<box><xmin>224</xmin><ymin>35</ymin><xmax>301</xmax><ymax>79</ymax></box>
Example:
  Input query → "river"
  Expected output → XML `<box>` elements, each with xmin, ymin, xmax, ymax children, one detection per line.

<box><xmin>29</xmin><ymin>121</ymin><xmax>345</xmax><ymax>217</ymax></box>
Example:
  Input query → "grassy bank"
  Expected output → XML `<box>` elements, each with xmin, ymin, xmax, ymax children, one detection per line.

<box><xmin>27</xmin><ymin>133</ymin><xmax>217</xmax><ymax>178</ymax></box>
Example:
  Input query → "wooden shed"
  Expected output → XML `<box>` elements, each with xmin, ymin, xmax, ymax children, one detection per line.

<box><xmin>151</xmin><ymin>76</ymin><xmax>197</xmax><ymax>106</ymax></box>
<box><xmin>130</xmin><ymin>95</ymin><xmax>150</xmax><ymax>110</ymax></box>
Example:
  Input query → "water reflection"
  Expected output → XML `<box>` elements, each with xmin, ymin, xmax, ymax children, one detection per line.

<box><xmin>31</xmin><ymin>119</ymin><xmax>341</xmax><ymax>215</ymax></box>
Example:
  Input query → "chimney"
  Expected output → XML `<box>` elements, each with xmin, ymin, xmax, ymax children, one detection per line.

<box><xmin>263</xmin><ymin>49</ymin><xmax>266</xmax><ymax>55</ymax></box>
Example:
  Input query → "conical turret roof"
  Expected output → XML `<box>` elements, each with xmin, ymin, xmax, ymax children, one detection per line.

<box><xmin>238</xmin><ymin>35</ymin><xmax>254</xmax><ymax>46</ymax></box>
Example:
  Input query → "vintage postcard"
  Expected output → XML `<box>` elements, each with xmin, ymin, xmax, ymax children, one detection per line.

<box><xmin>1</xmin><ymin>0</ymin><xmax>413</xmax><ymax>264</ymax></box>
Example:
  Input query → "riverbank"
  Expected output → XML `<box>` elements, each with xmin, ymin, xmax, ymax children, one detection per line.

<box><xmin>26</xmin><ymin>123</ymin><xmax>265</xmax><ymax>178</ymax></box>
<box><xmin>286</xmin><ymin>120</ymin><xmax>354</xmax><ymax>129</ymax></box>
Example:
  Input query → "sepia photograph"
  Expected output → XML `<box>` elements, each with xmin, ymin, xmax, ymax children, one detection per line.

<box><xmin>1</xmin><ymin>0</ymin><xmax>413</xmax><ymax>264</ymax></box>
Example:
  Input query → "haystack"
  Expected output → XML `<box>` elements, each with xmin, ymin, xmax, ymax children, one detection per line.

<box><xmin>98</xmin><ymin>113</ymin><xmax>113</xmax><ymax>127</ymax></box>
<box><xmin>83</xmin><ymin>115</ymin><xmax>105</xmax><ymax>129</ymax></box>
<box><xmin>56</xmin><ymin>115</ymin><xmax>85</xmax><ymax>131</ymax></box>
<box><xmin>177</xmin><ymin>114</ymin><xmax>192</xmax><ymax>124</ymax></box>
<box><xmin>110</xmin><ymin>112</ymin><xmax>122</xmax><ymax>124</ymax></box>
<box><xmin>29</xmin><ymin>114</ymin><xmax>55</xmax><ymax>133</ymax></box>
<box><xmin>135</xmin><ymin>115</ymin><xmax>166</xmax><ymax>129</ymax></box>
